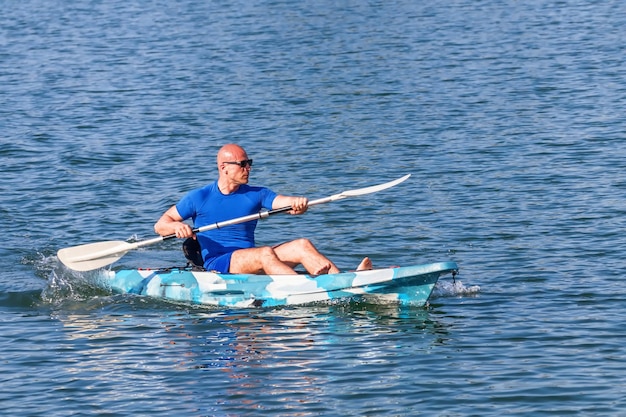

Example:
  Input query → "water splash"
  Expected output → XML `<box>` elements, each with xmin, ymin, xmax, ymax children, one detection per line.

<box><xmin>40</xmin><ymin>259</ymin><xmax>111</xmax><ymax>305</ymax></box>
<box><xmin>431</xmin><ymin>278</ymin><xmax>480</xmax><ymax>298</ymax></box>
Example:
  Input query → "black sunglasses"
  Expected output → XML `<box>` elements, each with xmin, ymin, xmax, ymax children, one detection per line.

<box><xmin>224</xmin><ymin>159</ymin><xmax>253</xmax><ymax>168</ymax></box>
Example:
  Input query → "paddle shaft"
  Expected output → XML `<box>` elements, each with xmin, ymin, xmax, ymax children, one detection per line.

<box><xmin>166</xmin><ymin>205</ymin><xmax>293</xmax><ymax>240</ymax></box>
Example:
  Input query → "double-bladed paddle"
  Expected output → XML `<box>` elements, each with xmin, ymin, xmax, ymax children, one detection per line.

<box><xmin>57</xmin><ymin>174</ymin><xmax>410</xmax><ymax>271</ymax></box>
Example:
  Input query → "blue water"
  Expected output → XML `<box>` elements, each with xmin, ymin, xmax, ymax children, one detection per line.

<box><xmin>3</xmin><ymin>0</ymin><xmax>626</xmax><ymax>415</ymax></box>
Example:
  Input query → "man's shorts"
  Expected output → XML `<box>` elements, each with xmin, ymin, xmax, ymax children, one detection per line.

<box><xmin>204</xmin><ymin>251</ymin><xmax>233</xmax><ymax>273</ymax></box>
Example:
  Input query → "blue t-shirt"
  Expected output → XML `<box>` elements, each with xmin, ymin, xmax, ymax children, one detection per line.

<box><xmin>176</xmin><ymin>181</ymin><xmax>277</xmax><ymax>263</ymax></box>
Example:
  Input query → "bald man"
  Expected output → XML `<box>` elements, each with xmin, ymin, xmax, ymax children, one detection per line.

<box><xmin>155</xmin><ymin>144</ymin><xmax>371</xmax><ymax>275</ymax></box>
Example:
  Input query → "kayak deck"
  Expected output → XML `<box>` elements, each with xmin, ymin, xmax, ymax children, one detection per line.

<box><xmin>101</xmin><ymin>262</ymin><xmax>459</xmax><ymax>308</ymax></box>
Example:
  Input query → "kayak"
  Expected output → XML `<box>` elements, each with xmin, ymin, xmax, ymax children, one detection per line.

<box><xmin>101</xmin><ymin>261</ymin><xmax>459</xmax><ymax>308</ymax></box>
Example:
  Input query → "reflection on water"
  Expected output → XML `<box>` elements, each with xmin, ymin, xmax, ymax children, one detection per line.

<box><xmin>45</xmin><ymin>298</ymin><xmax>453</xmax><ymax>413</ymax></box>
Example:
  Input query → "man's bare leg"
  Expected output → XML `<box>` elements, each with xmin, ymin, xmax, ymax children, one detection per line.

<box><xmin>229</xmin><ymin>241</ymin><xmax>373</xmax><ymax>275</ymax></box>
<box><xmin>273</xmin><ymin>238</ymin><xmax>340</xmax><ymax>275</ymax></box>
<box><xmin>229</xmin><ymin>246</ymin><xmax>298</xmax><ymax>275</ymax></box>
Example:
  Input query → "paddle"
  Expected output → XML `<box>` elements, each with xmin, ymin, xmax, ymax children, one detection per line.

<box><xmin>57</xmin><ymin>174</ymin><xmax>411</xmax><ymax>271</ymax></box>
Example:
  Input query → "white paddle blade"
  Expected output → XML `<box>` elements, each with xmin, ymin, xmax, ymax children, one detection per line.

<box><xmin>306</xmin><ymin>174</ymin><xmax>411</xmax><ymax>207</ymax></box>
<box><xmin>340</xmin><ymin>174</ymin><xmax>411</xmax><ymax>198</ymax></box>
<box><xmin>57</xmin><ymin>240</ymin><xmax>133</xmax><ymax>271</ymax></box>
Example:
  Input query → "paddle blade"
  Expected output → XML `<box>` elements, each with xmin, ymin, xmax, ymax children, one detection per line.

<box><xmin>57</xmin><ymin>240</ymin><xmax>133</xmax><ymax>271</ymax></box>
<box><xmin>342</xmin><ymin>174</ymin><xmax>410</xmax><ymax>197</ymax></box>
<box><xmin>307</xmin><ymin>174</ymin><xmax>411</xmax><ymax>207</ymax></box>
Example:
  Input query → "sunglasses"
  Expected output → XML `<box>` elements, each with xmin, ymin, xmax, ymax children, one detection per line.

<box><xmin>224</xmin><ymin>159</ymin><xmax>253</xmax><ymax>168</ymax></box>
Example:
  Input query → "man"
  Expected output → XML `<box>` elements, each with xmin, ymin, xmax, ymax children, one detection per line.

<box><xmin>154</xmin><ymin>144</ymin><xmax>372</xmax><ymax>275</ymax></box>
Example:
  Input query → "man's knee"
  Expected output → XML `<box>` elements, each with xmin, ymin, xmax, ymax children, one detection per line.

<box><xmin>292</xmin><ymin>238</ymin><xmax>314</xmax><ymax>251</ymax></box>
<box><xmin>258</xmin><ymin>245</ymin><xmax>279</xmax><ymax>260</ymax></box>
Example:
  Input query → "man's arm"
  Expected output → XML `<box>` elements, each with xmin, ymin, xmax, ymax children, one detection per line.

<box><xmin>154</xmin><ymin>205</ymin><xmax>194</xmax><ymax>238</ymax></box>
<box><xmin>272</xmin><ymin>195</ymin><xmax>309</xmax><ymax>215</ymax></box>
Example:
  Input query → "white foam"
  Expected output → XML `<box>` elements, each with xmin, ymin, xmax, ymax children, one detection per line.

<box><xmin>432</xmin><ymin>279</ymin><xmax>481</xmax><ymax>298</ymax></box>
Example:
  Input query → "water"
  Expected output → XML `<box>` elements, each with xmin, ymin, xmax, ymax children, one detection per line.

<box><xmin>2</xmin><ymin>0</ymin><xmax>626</xmax><ymax>415</ymax></box>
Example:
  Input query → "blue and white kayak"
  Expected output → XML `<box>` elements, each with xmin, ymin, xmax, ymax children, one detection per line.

<box><xmin>101</xmin><ymin>261</ymin><xmax>458</xmax><ymax>308</ymax></box>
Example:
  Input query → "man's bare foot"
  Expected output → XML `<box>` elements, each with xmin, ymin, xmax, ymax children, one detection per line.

<box><xmin>312</xmin><ymin>264</ymin><xmax>331</xmax><ymax>275</ymax></box>
<box><xmin>356</xmin><ymin>257</ymin><xmax>373</xmax><ymax>271</ymax></box>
